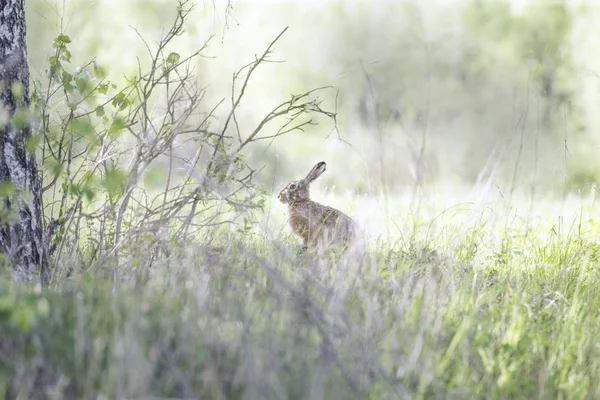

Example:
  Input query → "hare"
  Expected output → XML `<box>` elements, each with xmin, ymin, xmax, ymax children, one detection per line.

<box><xmin>278</xmin><ymin>161</ymin><xmax>364</xmax><ymax>258</ymax></box>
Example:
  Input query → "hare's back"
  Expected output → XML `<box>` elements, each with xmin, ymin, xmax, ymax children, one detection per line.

<box><xmin>310</xmin><ymin>203</ymin><xmax>356</xmax><ymax>230</ymax></box>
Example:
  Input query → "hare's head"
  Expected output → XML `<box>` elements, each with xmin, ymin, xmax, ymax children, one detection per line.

<box><xmin>278</xmin><ymin>161</ymin><xmax>326</xmax><ymax>205</ymax></box>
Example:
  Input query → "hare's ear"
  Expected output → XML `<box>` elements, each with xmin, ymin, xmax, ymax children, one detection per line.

<box><xmin>303</xmin><ymin>161</ymin><xmax>326</xmax><ymax>184</ymax></box>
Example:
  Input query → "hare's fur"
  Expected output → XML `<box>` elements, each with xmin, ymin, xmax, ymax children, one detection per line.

<box><xmin>278</xmin><ymin>161</ymin><xmax>364</xmax><ymax>258</ymax></box>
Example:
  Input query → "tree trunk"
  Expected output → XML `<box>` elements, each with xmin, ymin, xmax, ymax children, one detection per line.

<box><xmin>0</xmin><ymin>0</ymin><xmax>49</xmax><ymax>285</ymax></box>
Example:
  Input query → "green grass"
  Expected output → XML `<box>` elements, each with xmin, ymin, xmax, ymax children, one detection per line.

<box><xmin>1</xmin><ymin>191</ymin><xmax>600</xmax><ymax>399</ymax></box>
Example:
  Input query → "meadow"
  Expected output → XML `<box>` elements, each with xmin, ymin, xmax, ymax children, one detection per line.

<box><xmin>2</xmin><ymin>186</ymin><xmax>600</xmax><ymax>398</ymax></box>
<box><xmin>2</xmin><ymin>0</ymin><xmax>600</xmax><ymax>398</ymax></box>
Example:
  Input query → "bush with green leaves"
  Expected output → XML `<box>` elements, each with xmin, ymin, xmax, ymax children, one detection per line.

<box><xmin>30</xmin><ymin>1</ymin><xmax>336</xmax><ymax>281</ymax></box>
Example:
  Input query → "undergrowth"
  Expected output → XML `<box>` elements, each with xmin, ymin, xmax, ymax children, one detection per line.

<box><xmin>1</xmin><ymin>195</ymin><xmax>600</xmax><ymax>399</ymax></box>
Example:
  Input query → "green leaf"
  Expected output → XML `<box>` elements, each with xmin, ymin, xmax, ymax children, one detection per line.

<box><xmin>63</xmin><ymin>81</ymin><xmax>75</xmax><ymax>94</ymax></box>
<box><xmin>29</xmin><ymin>89</ymin><xmax>41</xmax><ymax>108</ymax></box>
<box><xmin>47</xmin><ymin>159</ymin><xmax>65</xmax><ymax>179</ymax></box>
<box><xmin>56</xmin><ymin>34</ymin><xmax>71</xmax><ymax>44</ymax></box>
<box><xmin>48</xmin><ymin>56</ymin><xmax>62</xmax><ymax>77</ymax></box>
<box><xmin>93</xmin><ymin>62</ymin><xmax>107</xmax><ymax>79</ymax></box>
<box><xmin>75</xmin><ymin>77</ymin><xmax>89</xmax><ymax>94</ymax></box>
<box><xmin>66</xmin><ymin>100</ymin><xmax>77</xmax><ymax>111</ymax></box>
<box><xmin>70</xmin><ymin>172</ymin><xmax>97</xmax><ymax>202</ymax></box>
<box><xmin>26</xmin><ymin>134</ymin><xmax>41</xmax><ymax>154</ymax></box>
<box><xmin>101</xmin><ymin>168</ymin><xmax>127</xmax><ymax>200</ymax></box>
<box><xmin>80</xmin><ymin>172</ymin><xmax>97</xmax><ymax>202</ymax></box>
<box><xmin>69</xmin><ymin>117</ymin><xmax>99</xmax><ymax>147</ymax></box>
<box><xmin>95</xmin><ymin>105</ymin><xmax>105</xmax><ymax>117</ymax></box>
<box><xmin>52</xmin><ymin>34</ymin><xmax>71</xmax><ymax>50</ymax></box>
<box><xmin>61</xmin><ymin>71</ymin><xmax>72</xmax><ymax>84</ymax></box>
<box><xmin>12</xmin><ymin>108</ymin><xmax>30</xmax><ymax>129</ymax></box>
<box><xmin>112</xmin><ymin>93</ymin><xmax>131</xmax><ymax>111</ymax></box>
<box><xmin>83</xmin><ymin>187</ymin><xmax>96</xmax><ymax>202</ymax></box>
<box><xmin>0</xmin><ymin>181</ymin><xmax>17</xmax><ymax>197</ymax></box>
<box><xmin>69</xmin><ymin>117</ymin><xmax>94</xmax><ymax>137</ymax></box>
<box><xmin>98</xmin><ymin>83</ymin><xmax>109</xmax><ymax>95</ymax></box>
<box><xmin>61</xmin><ymin>48</ymin><xmax>72</xmax><ymax>63</ymax></box>
<box><xmin>159</xmin><ymin>123</ymin><xmax>173</xmax><ymax>138</ymax></box>
<box><xmin>166</xmin><ymin>52</ymin><xmax>180</xmax><ymax>65</ymax></box>
<box><xmin>108</xmin><ymin>117</ymin><xmax>126</xmax><ymax>139</ymax></box>
<box><xmin>11</xmin><ymin>81</ymin><xmax>25</xmax><ymax>100</ymax></box>
<box><xmin>0</xmin><ymin>181</ymin><xmax>17</xmax><ymax>198</ymax></box>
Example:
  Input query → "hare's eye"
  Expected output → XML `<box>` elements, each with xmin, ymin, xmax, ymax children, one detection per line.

<box><xmin>289</xmin><ymin>183</ymin><xmax>297</xmax><ymax>190</ymax></box>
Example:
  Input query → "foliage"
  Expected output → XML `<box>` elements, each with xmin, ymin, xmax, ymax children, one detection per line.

<box><xmin>30</xmin><ymin>1</ymin><xmax>336</xmax><ymax>283</ymax></box>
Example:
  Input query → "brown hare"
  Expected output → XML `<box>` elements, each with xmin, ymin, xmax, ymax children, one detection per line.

<box><xmin>278</xmin><ymin>161</ymin><xmax>365</xmax><ymax>259</ymax></box>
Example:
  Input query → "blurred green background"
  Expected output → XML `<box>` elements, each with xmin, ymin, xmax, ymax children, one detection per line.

<box><xmin>25</xmin><ymin>0</ymin><xmax>600</xmax><ymax>195</ymax></box>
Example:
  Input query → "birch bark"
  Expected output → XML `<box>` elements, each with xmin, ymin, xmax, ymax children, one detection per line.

<box><xmin>0</xmin><ymin>0</ymin><xmax>49</xmax><ymax>285</ymax></box>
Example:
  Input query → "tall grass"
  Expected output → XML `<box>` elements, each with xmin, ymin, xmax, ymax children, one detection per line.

<box><xmin>1</xmin><ymin>190</ymin><xmax>599</xmax><ymax>399</ymax></box>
